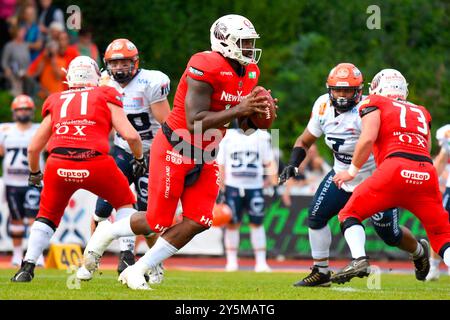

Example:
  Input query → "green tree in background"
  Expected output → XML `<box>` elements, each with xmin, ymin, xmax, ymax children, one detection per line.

<box><xmin>2</xmin><ymin>0</ymin><xmax>447</xmax><ymax>160</ymax></box>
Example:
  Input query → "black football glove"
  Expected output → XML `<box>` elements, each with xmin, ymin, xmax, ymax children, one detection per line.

<box><xmin>278</xmin><ymin>165</ymin><xmax>299</xmax><ymax>185</ymax></box>
<box><xmin>28</xmin><ymin>170</ymin><xmax>43</xmax><ymax>188</ymax></box>
<box><xmin>131</xmin><ymin>156</ymin><xmax>148</xmax><ymax>178</ymax></box>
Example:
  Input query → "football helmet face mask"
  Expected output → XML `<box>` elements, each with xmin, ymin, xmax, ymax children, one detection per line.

<box><xmin>326</xmin><ymin>63</ymin><xmax>364</xmax><ymax>113</ymax></box>
<box><xmin>11</xmin><ymin>94</ymin><xmax>35</xmax><ymax>123</ymax></box>
<box><xmin>369</xmin><ymin>68</ymin><xmax>408</xmax><ymax>101</ymax></box>
<box><xmin>210</xmin><ymin>14</ymin><xmax>262</xmax><ymax>66</ymax></box>
<box><xmin>104</xmin><ymin>38</ymin><xmax>139</xmax><ymax>83</ymax></box>
<box><xmin>65</xmin><ymin>56</ymin><xmax>101</xmax><ymax>88</ymax></box>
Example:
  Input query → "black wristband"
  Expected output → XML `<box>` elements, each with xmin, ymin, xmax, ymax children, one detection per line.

<box><xmin>30</xmin><ymin>170</ymin><xmax>41</xmax><ymax>175</ymax></box>
<box><xmin>288</xmin><ymin>147</ymin><xmax>307</xmax><ymax>167</ymax></box>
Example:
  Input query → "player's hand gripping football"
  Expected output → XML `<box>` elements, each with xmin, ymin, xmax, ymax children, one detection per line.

<box><xmin>235</xmin><ymin>87</ymin><xmax>272</xmax><ymax>118</ymax></box>
<box><xmin>28</xmin><ymin>170</ymin><xmax>43</xmax><ymax>188</ymax></box>
<box><xmin>131</xmin><ymin>156</ymin><xmax>148</xmax><ymax>178</ymax></box>
<box><xmin>278</xmin><ymin>165</ymin><xmax>299</xmax><ymax>185</ymax></box>
<box><xmin>332</xmin><ymin>171</ymin><xmax>355</xmax><ymax>189</ymax></box>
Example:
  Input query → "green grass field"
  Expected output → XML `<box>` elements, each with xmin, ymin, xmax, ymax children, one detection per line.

<box><xmin>0</xmin><ymin>269</ymin><xmax>449</xmax><ymax>300</ymax></box>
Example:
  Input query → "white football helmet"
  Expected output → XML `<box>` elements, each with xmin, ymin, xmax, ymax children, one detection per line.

<box><xmin>210</xmin><ymin>14</ymin><xmax>261</xmax><ymax>65</ymax></box>
<box><xmin>369</xmin><ymin>68</ymin><xmax>409</xmax><ymax>100</ymax></box>
<box><xmin>65</xmin><ymin>56</ymin><xmax>101</xmax><ymax>88</ymax></box>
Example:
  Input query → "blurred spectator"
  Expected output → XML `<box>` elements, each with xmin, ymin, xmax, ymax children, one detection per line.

<box><xmin>20</xmin><ymin>4</ymin><xmax>42</xmax><ymax>61</ymax></box>
<box><xmin>0</xmin><ymin>0</ymin><xmax>17</xmax><ymax>52</ymax></box>
<box><xmin>38</xmin><ymin>0</ymin><xmax>64</xmax><ymax>42</ymax></box>
<box><xmin>47</xmin><ymin>20</ymin><xmax>64</xmax><ymax>43</ymax></box>
<box><xmin>27</xmin><ymin>31</ymin><xmax>79</xmax><ymax>98</ymax></box>
<box><xmin>70</xmin><ymin>29</ymin><xmax>101</xmax><ymax>65</ymax></box>
<box><xmin>282</xmin><ymin>144</ymin><xmax>331</xmax><ymax>206</ymax></box>
<box><xmin>57</xmin><ymin>31</ymin><xmax>79</xmax><ymax>66</ymax></box>
<box><xmin>2</xmin><ymin>24</ymin><xmax>31</xmax><ymax>96</ymax></box>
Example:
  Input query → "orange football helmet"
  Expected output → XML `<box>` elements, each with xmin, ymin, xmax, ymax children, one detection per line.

<box><xmin>11</xmin><ymin>94</ymin><xmax>35</xmax><ymax>111</ymax></box>
<box><xmin>11</xmin><ymin>94</ymin><xmax>35</xmax><ymax>123</ymax></box>
<box><xmin>212</xmin><ymin>203</ymin><xmax>233</xmax><ymax>227</ymax></box>
<box><xmin>104</xmin><ymin>38</ymin><xmax>139</xmax><ymax>83</ymax></box>
<box><xmin>326</xmin><ymin>63</ymin><xmax>364</xmax><ymax>112</ymax></box>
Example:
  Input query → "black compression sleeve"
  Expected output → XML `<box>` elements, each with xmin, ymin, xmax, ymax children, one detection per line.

<box><xmin>288</xmin><ymin>147</ymin><xmax>307</xmax><ymax>167</ymax></box>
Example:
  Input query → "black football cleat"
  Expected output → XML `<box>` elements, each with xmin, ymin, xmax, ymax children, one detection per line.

<box><xmin>413</xmin><ymin>239</ymin><xmax>430</xmax><ymax>281</ymax></box>
<box><xmin>117</xmin><ymin>250</ymin><xmax>149</xmax><ymax>282</ymax></box>
<box><xmin>331</xmin><ymin>256</ymin><xmax>370</xmax><ymax>284</ymax></box>
<box><xmin>117</xmin><ymin>250</ymin><xmax>136</xmax><ymax>275</ymax></box>
<box><xmin>293</xmin><ymin>266</ymin><xmax>331</xmax><ymax>287</ymax></box>
<box><xmin>11</xmin><ymin>260</ymin><xmax>35</xmax><ymax>282</ymax></box>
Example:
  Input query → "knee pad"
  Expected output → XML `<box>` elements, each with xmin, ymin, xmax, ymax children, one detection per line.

<box><xmin>248</xmin><ymin>217</ymin><xmax>263</xmax><ymax>226</ymax></box>
<box><xmin>308</xmin><ymin>213</ymin><xmax>328</xmax><ymax>230</ymax></box>
<box><xmin>340</xmin><ymin>217</ymin><xmax>363</xmax><ymax>234</ymax></box>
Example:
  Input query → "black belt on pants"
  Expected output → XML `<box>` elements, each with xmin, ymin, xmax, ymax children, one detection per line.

<box><xmin>386</xmin><ymin>152</ymin><xmax>433</xmax><ymax>164</ymax></box>
<box><xmin>161</xmin><ymin>122</ymin><xmax>204</xmax><ymax>187</ymax></box>
<box><xmin>50</xmin><ymin>147</ymin><xmax>102</xmax><ymax>161</ymax></box>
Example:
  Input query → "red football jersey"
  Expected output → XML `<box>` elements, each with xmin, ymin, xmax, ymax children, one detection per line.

<box><xmin>359</xmin><ymin>94</ymin><xmax>432</xmax><ymax>166</ymax></box>
<box><xmin>42</xmin><ymin>86</ymin><xmax>123</xmax><ymax>155</ymax></box>
<box><xmin>167</xmin><ymin>51</ymin><xmax>260</xmax><ymax>149</ymax></box>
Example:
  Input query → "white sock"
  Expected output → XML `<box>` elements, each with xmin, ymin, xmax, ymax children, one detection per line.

<box><xmin>309</xmin><ymin>226</ymin><xmax>331</xmax><ymax>260</ymax></box>
<box><xmin>24</xmin><ymin>221</ymin><xmax>54</xmax><ymax>264</ymax></box>
<box><xmin>443</xmin><ymin>248</ymin><xmax>450</xmax><ymax>268</ymax></box>
<box><xmin>430</xmin><ymin>257</ymin><xmax>441</xmax><ymax>269</ymax></box>
<box><xmin>13</xmin><ymin>245</ymin><xmax>23</xmax><ymax>258</ymax></box>
<box><xmin>411</xmin><ymin>241</ymin><xmax>424</xmax><ymax>258</ymax></box>
<box><xmin>344</xmin><ymin>225</ymin><xmax>366</xmax><ymax>259</ymax></box>
<box><xmin>224</xmin><ymin>228</ymin><xmax>239</xmax><ymax>266</ymax></box>
<box><xmin>111</xmin><ymin>214</ymin><xmax>135</xmax><ymax>238</ymax></box>
<box><xmin>250</xmin><ymin>225</ymin><xmax>267</xmax><ymax>266</ymax></box>
<box><xmin>116</xmin><ymin>208</ymin><xmax>137</xmax><ymax>252</ymax></box>
<box><xmin>134</xmin><ymin>237</ymin><xmax>178</xmax><ymax>274</ymax></box>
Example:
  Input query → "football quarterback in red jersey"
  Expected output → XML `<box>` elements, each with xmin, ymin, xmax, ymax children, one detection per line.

<box><xmin>11</xmin><ymin>56</ymin><xmax>145</xmax><ymax>282</ymax></box>
<box><xmin>80</xmin><ymin>14</ymin><xmax>274</xmax><ymax>289</ymax></box>
<box><xmin>331</xmin><ymin>69</ymin><xmax>450</xmax><ymax>284</ymax></box>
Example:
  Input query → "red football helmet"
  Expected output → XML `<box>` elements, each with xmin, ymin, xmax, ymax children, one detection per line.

<box><xmin>104</xmin><ymin>38</ymin><xmax>139</xmax><ymax>83</ymax></box>
<box><xmin>326</xmin><ymin>63</ymin><xmax>364</xmax><ymax>112</ymax></box>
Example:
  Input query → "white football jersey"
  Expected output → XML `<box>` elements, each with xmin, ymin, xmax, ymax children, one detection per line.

<box><xmin>0</xmin><ymin>123</ymin><xmax>43</xmax><ymax>187</ymax></box>
<box><xmin>217</xmin><ymin>129</ymin><xmax>274</xmax><ymax>189</ymax></box>
<box><xmin>436</xmin><ymin>124</ymin><xmax>450</xmax><ymax>187</ymax></box>
<box><xmin>101</xmin><ymin>69</ymin><xmax>170</xmax><ymax>153</ymax></box>
<box><xmin>306</xmin><ymin>93</ymin><xmax>376</xmax><ymax>192</ymax></box>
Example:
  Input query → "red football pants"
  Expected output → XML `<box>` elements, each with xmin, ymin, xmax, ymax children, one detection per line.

<box><xmin>38</xmin><ymin>155</ymin><xmax>136</xmax><ymax>226</ymax></box>
<box><xmin>146</xmin><ymin>130</ymin><xmax>220</xmax><ymax>232</ymax></box>
<box><xmin>339</xmin><ymin>157</ymin><xmax>450</xmax><ymax>256</ymax></box>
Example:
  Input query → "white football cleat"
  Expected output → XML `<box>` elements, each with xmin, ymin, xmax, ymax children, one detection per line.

<box><xmin>76</xmin><ymin>265</ymin><xmax>93</xmax><ymax>281</ymax></box>
<box><xmin>425</xmin><ymin>266</ymin><xmax>440</xmax><ymax>281</ymax></box>
<box><xmin>255</xmin><ymin>263</ymin><xmax>272</xmax><ymax>273</ymax></box>
<box><xmin>118</xmin><ymin>265</ymin><xmax>151</xmax><ymax>290</ymax></box>
<box><xmin>83</xmin><ymin>220</ymin><xmax>115</xmax><ymax>273</ymax></box>
<box><xmin>147</xmin><ymin>263</ymin><xmax>164</xmax><ymax>284</ymax></box>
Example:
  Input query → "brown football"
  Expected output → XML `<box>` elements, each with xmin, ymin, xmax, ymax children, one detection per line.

<box><xmin>249</xmin><ymin>86</ymin><xmax>276</xmax><ymax>129</ymax></box>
